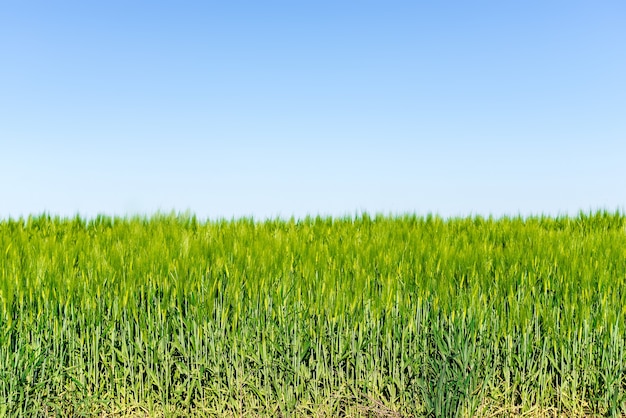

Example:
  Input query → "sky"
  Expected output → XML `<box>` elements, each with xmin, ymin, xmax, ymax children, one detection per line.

<box><xmin>1</xmin><ymin>1</ymin><xmax>625</xmax><ymax>220</ymax></box>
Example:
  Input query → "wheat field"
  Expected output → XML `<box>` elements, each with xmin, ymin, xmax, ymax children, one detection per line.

<box><xmin>1</xmin><ymin>211</ymin><xmax>625</xmax><ymax>416</ymax></box>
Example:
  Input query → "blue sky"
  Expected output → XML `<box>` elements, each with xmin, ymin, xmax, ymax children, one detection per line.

<box><xmin>1</xmin><ymin>1</ymin><xmax>624</xmax><ymax>220</ymax></box>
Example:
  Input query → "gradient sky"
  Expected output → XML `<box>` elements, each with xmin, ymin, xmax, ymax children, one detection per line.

<box><xmin>1</xmin><ymin>1</ymin><xmax>625</xmax><ymax>220</ymax></box>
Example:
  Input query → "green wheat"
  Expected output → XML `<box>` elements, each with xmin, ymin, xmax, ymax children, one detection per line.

<box><xmin>0</xmin><ymin>211</ymin><xmax>625</xmax><ymax>416</ymax></box>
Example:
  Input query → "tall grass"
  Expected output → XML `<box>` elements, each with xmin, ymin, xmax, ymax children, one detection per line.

<box><xmin>1</xmin><ymin>211</ymin><xmax>625</xmax><ymax>416</ymax></box>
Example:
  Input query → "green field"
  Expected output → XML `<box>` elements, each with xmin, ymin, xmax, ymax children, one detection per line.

<box><xmin>1</xmin><ymin>211</ymin><xmax>625</xmax><ymax>417</ymax></box>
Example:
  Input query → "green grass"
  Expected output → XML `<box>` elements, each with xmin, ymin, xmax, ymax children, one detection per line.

<box><xmin>1</xmin><ymin>211</ymin><xmax>625</xmax><ymax>416</ymax></box>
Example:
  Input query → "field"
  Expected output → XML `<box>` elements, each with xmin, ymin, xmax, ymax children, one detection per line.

<box><xmin>1</xmin><ymin>211</ymin><xmax>626</xmax><ymax>417</ymax></box>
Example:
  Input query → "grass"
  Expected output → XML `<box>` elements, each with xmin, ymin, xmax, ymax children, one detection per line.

<box><xmin>1</xmin><ymin>211</ymin><xmax>625</xmax><ymax>416</ymax></box>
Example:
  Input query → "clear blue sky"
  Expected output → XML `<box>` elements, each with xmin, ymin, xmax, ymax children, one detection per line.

<box><xmin>2</xmin><ymin>1</ymin><xmax>625</xmax><ymax>220</ymax></box>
